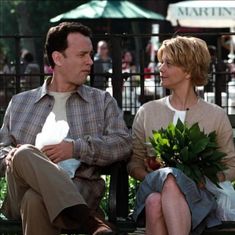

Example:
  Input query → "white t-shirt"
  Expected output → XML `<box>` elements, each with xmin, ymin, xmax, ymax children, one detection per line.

<box><xmin>40</xmin><ymin>91</ymin><xmax>80</xmax><ymax>178</ymax></box>
<box><xmin>166</xmin><ymin>96</ymin><xmax>187</xmax><ymax>125</ymax></box>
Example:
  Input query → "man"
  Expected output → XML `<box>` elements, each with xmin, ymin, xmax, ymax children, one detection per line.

<box><xmin>0</xmin><ymin>22</ymin><xmax>131</xmax><ymax>235</ymax></box>
<box><xmin>93</xmin><ymin>41</ymin><xmax>112</xmax><ymax>90</ymax></box>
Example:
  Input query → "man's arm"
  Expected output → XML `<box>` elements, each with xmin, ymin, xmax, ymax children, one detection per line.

<box><xmin>73</xmin><ymin>94</ymin><xmax>132</xmax><ymax>166</ymax></box>
<box><xmin>0</xmin><ymin>100</ymin><xmax>17</xmax><ymax>176</ymax></box>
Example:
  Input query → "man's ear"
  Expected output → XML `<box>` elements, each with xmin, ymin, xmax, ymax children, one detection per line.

<box><xmin>51</xmin><ymin>51</ymin><xmax>63</xmax><ymax>67</ymax></box>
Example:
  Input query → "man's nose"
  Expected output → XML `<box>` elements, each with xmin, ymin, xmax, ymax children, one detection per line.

<box><xmin>88</xmin><ymin>55</ymin><xmax>93</xmax><ymax>66</ymax></box>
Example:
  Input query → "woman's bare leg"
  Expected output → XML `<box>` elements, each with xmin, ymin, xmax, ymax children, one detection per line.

<box><xmin>145</xmin><ymin>192</ymin><xmax>168</xmax><ymax>235</ymax></box>
<box><xmin>161</xmin><ymin>175</ymin><xmax>191</xmax><ymax>235</ymax></box>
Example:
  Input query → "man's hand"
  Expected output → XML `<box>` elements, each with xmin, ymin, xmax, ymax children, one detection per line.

<box><xmin>41</xmin><ymin>141</ymin><xmax>74</xmax><ymax>163</ymax></box>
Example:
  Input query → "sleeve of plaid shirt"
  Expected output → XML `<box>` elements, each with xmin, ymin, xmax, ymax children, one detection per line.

<box><xmin>73</xmin><ymin>94</ymin><xmax>132</xmax><ymax>166</ymax></box>
<box><xmin>0</xmin><ymin>101</ymin><xmax>16</xmax><ymax>176</ymax></box>
<box><xmin>0</xmin><ymin>100</ymin><xmax>16</xmax><ymax>151</ymax></box>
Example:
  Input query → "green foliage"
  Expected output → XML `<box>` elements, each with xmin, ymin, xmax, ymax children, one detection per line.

<box><xmin>100</xmin><ymin>175</ymin><xmax>138</xmax><ymax>216</ymax></box>
<box><xmin>100</xmin><ymin>175</ymin><xmax>110</xmax><ymax>217</ymax></box>
<box><xmin>149</xmin><ymin>119</ymin><xmax>227</xmax><ymax>187</ymax></box>
<box><xmin>0</xmin><ymin>0</ymin><xmax>84</xmax><ymax>60</ymax></box>
<box><xmin>128</xmin><ymin>176</ymin><xmax>139</xmax><ymax>213</ymax></box>
<box><xmin>0</xmin><ymin>178</ymin><xmax>7</xmax><ymax>208</ymax></box>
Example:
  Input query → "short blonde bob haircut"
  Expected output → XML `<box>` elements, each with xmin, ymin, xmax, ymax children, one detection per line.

<box><xmin>157</xmin><ymin>36</ymin><xmax>211</xmax><ymax>86</ymax></box>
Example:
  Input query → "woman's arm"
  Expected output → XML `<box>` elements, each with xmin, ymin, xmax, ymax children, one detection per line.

<box><xmin>127</xmin><ymin>106</ymin><xmax>149</xmax><ymax>181</ymax></box>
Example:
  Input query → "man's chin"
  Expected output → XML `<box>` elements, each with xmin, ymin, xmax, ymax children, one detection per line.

<box><xmin>74</xmin><ymin>77</ymin><xmax>87</xmax><ymax>86</ymax></box>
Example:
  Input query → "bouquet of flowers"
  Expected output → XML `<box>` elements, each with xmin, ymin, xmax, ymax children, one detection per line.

<box><xmin>148</xmin><ymin>119</ymin><xmax>227</xmax><ymax>187</ymax></box>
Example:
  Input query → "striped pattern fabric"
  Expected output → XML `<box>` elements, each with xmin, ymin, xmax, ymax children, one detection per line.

<box><xmin>0</xmin><ymin>78</ymin><xmax>132</xmax><ymax>209</ymax></box>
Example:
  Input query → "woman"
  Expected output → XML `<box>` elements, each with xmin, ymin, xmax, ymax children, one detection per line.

<box><xmin>127</xmin><ymin>36</ymin><xmax>235</xmax><ymax>235</ymax></box>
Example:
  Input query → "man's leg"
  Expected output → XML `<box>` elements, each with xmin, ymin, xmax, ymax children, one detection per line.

<box><xmin>21</xmin><ymin>189</ymin><xmax>60</xmax><ymax>235</ymax></box>
<box><xmin>6</xmin><ymin>144</ymin><xmax>114</xmax><ymax>234</ymax></box>
<box><xmin>6</xmin><ymin>144</ymin><xmax>89</xmax><ymax>227</ymax></box>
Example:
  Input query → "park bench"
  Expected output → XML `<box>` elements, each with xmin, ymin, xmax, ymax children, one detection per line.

<box><xmin>0</xmin><ymin>113</ymin><xmax>235</xmax><ymax>234</ymax></box>
<box><xmin>0</xmin><ymin>161</ymin><xmax>136</xmax><ymax>235</ymax></box>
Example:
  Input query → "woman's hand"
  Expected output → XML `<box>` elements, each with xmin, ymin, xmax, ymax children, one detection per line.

<box><xmin>145</xmin><ymin>157</ymin><xmax>162</xmax><ymax>171</ymax></box>
<box><xmin>217</xmin><ymin>172</ymin><xmax>226</xmax><ymax>182</ymax></box>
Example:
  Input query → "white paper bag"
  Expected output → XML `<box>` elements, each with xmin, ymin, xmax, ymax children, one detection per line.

<box><xmin>35</xmin><ymin>112</ymin><xmax>69</xmax><ymax>149</ymax></box>
<box><xmin>205</xmin><ymin>178</ymin><xmax>235</xmax><ymax>221</ymax></box>
<box><xmin>35</xmin><ymin>112</ymin><xmax>80</xmax><ymax>178</ymax></box>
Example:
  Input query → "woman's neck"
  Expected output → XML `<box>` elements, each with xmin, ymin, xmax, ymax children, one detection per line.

<box><xmin>170</xmin><ymin>88</ymin><xmax>198</xmax><ymax>111</ymax></box>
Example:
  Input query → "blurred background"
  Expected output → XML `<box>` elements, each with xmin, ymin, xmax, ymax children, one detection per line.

<box><xmin>0</xmin><ymin>0</ymin><xmax>235</xmax><ymax>118</ymax></box>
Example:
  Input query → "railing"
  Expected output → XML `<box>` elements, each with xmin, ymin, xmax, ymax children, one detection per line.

<box><xmin>1</xmin><ymin>32</ymin><xmax>235</xmax><ymax>120</ymax></box>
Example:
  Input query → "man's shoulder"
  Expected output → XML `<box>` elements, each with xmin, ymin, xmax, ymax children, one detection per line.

<box><xmin>12</xmin><ymin>87</ymin><xmax>41</xmax><ymax>103</ymax></box>
<box><xmin>81</xmin><ymin>85</ymin><xmax>110</xmax><ymax>96</ymax></box>
<box><xmin>79</xmin><ymin>85</ymin><xmax>114</xmax><ymax>102</ymax></box>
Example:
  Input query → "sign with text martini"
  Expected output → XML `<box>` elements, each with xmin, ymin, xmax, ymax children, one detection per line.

<box><xmin>167</xmin><ymin>1</ymin><xmax>235</xmax><ymax>28</ymax></box>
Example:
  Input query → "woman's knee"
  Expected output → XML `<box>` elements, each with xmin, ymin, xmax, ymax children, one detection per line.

<box><xmin>162</xmin><ymin>174</ymin><xmax>181</xmax><ymax>195</ymax></box>
<box><xmin>145</xmin><ymin>192</ymin><xmax>162</xmax><ymax>213</ymax></box>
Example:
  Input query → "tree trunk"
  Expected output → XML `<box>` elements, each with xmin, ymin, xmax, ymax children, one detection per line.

<box><xmin>16</xmin><ymin>1</ymin><xmax>36</xmax><ymax>57</ymax></box>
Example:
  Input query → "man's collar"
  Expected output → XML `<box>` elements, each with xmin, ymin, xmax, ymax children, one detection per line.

<box><xmin>34</xmin><ymin>77</ymin><xmax>50</xmax><ymax>103</ymax></box>
<box><xmin>34</xmin><ymin>77</ymin><xmax>91</xmax><ymax>103</ymax></box>
<box><xmin>75</xmin><ymin>85</ymin><xmax>91</xmax><ymax>103</ymax></box>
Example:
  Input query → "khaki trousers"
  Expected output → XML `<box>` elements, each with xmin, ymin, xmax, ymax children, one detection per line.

<box><xmin>5</xmin><ymin>144</ymin><xmax>88</xmax><ymax>235</ymax></box>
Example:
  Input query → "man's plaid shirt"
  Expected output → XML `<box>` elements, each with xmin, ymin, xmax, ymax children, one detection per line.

<box><xmin>0</xmin><ymin>78</ymin><xmax>132</xmax><ymax>208</ymax></box>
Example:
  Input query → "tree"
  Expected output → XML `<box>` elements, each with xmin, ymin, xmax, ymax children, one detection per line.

<box><xmin>0</xmin><ymin>0</ymin><xmax>85</xmax><ymax>61</ymax></box>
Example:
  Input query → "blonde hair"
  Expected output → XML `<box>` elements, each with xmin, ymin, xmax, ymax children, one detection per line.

<box><xmin>157</xmin><ymin>36</ymin><xmax>211</xmax><ymax>86</ymax></box>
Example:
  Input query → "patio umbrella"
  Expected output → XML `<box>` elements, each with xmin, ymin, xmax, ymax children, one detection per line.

<box><xmin>167</xmin><ymin>0</ymin><xmax>235</xmax><ymax>28</ymax></box>
<box><xmin>50</xmin><ymin>0</ymin><xmax>164</xmax><ymax>22</ymax></box>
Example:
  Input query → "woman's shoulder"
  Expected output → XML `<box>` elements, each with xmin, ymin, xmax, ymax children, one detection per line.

<box><xmin>199</xmin><ymin>99</ymin><xmax>226</xmax><ymax>116</ymax></box>
<box><xmin>139</xmin><ymin>97</ymin><xmax>168</xmax><ymax>112</ymax></box>
<box><xmin>192</xmin><ymin>99</ymin><xmax>229</xmax><ymax>130</ymax></box>
<box><xmin>134</xmin><ymin>97</ymin><xmax>172</xmax><ymax>126</ymax></box>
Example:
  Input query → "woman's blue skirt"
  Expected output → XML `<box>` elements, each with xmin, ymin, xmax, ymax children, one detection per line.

<box><xmin>133</xmin><ymin>167</ymin><xmax>221</xmax><ymax>235</ymax></box>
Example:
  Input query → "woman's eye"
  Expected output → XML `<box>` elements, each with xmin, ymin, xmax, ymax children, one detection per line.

<box><xmin>166</xmin><ymin>61</ymin><xmax>172</xmax><ymax>66</ymax></box>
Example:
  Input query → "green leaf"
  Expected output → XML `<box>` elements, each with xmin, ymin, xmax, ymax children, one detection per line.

<box><xmin>175</xmin><ymin>128</ymin><xmax>185</xmax><ymax>148</ymax></box>
<box><xmin>209</xmin><ymin>151</ymin><xmax>227</xmax><ymax>161</ymax></box>
<box><xmin>201</xmin><ymin>149</ymin><xmax>214</xmax><ymax>158</ymax></box>
<box><xmin>175</xmin><ymin>119</ymin><xmax>185</xmax><ymax>132</ymax></box>
<box><xmin>149</xmin><ymin>121</ymin><xmax>227</xmax><ymax>188</ymax></box>
<box><xmin>182</xmin><ymin>165</ymin><xmax>191</xmax><ymax>178</ymax></box>
<box><xmin>180</xmin><ymin>146</ymin><xmax>189</xmax><ymax>162</ymax></box>
<box><xmin>191</xmin><ymin>165</ymin><xmax>202</xmax><ymax>181</ymax></box>
<box><xmin>208</xmin><ymin>131</ymin><xmax>216</xmax><ymax>142</ymax></box>
<box><xmin>192</xmin><ymin>138</ymin><xmax>209</xmax><ymax>154</ymax></box>
<box><xmin>189</xmin><ymin>122</ymin><xmax>202</xmax><ymax>141</ymax></box>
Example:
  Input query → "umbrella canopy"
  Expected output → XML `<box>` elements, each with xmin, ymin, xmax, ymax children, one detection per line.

<box><xmin>50</xmin><ymin>0</ymin><xmax>165</xmax><ymax>22</ymax></box>
<box><xmin>167</xmin><ymin>0</ymin><xmax>235</xmax><ymax>28</ymax></box>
